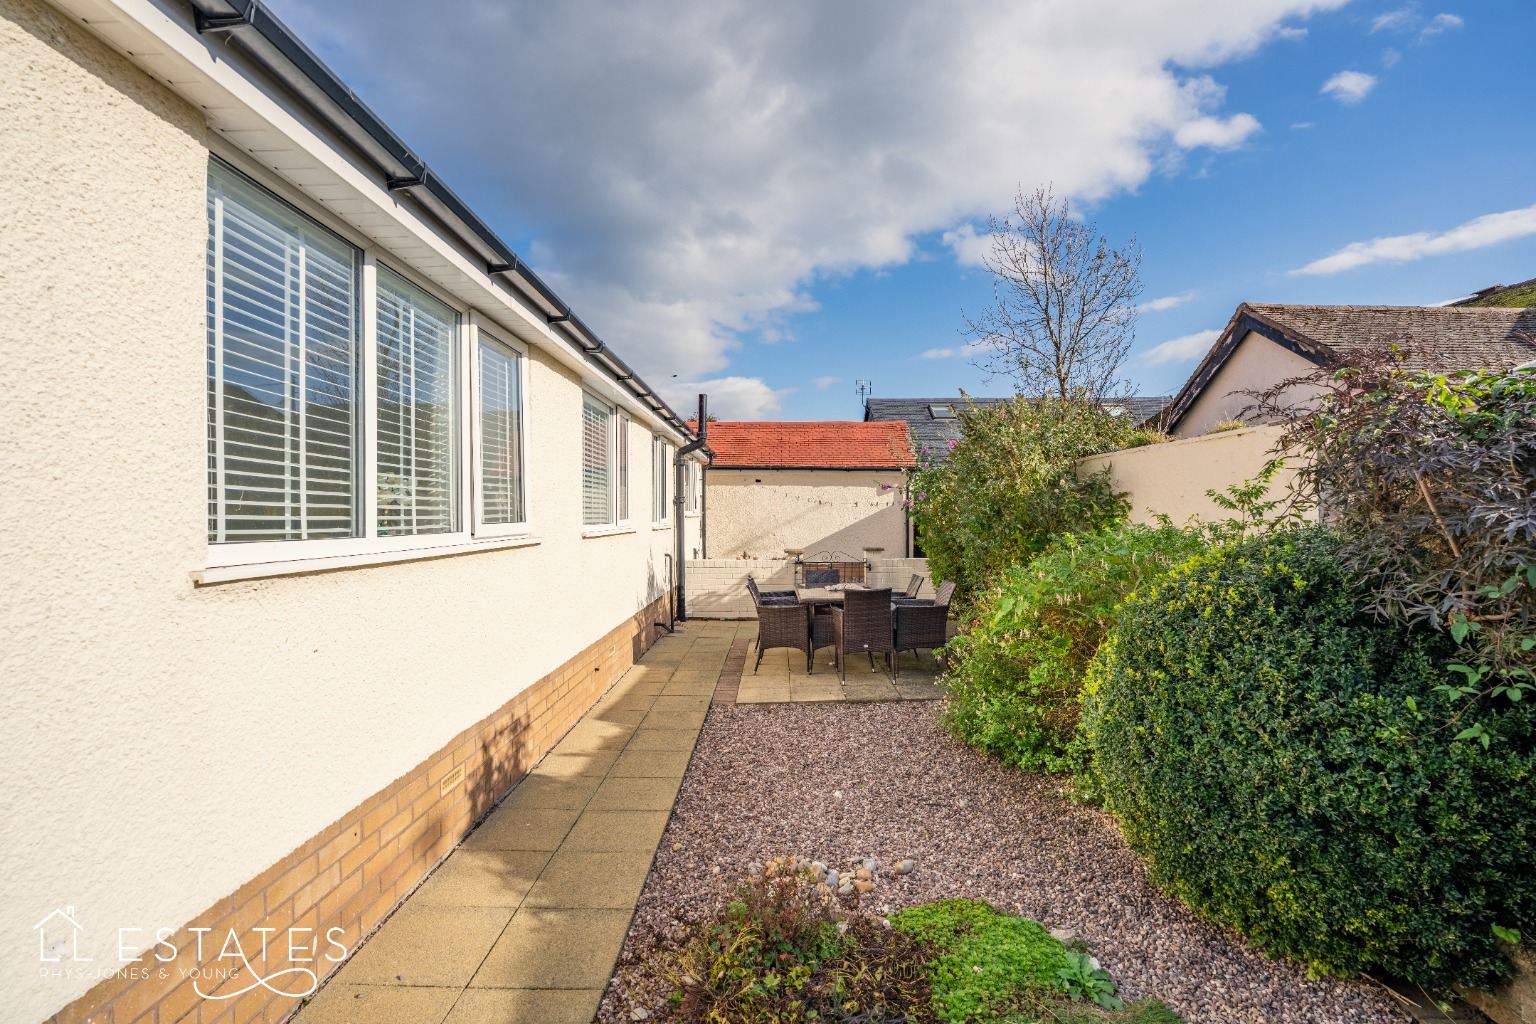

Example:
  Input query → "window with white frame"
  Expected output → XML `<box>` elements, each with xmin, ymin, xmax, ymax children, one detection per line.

<box><xmin>685</xmin><ymin>460</ymin><xmax>702</xmax><ymax>514</ymax></box>
<box><xmin>376</xmin><ymin>268</ymin><xmax>459</xmax><ymax>536</ymax></box>
<box><xmin>206</xmin><ymin>160</ymin><xmax>361</xmax><ymax>543</ymax></box>
<box><xmin>477</xmin><ymin>332</ymin><xmax>526</xmax><ymax>528</ymax></box>
<box><xmin>617</xmin><ymin>413</ymin><xmax>631</xmax><ymax>523</ymax></box>
<box><xmin>652</xmin><ymin>435</ymin><xmax>670</xmax><ymax>524</ymax></box>
<box><xmin>582</xmin><ymin>392</ymin><xmax>616</xmax><ymax>526</ymax></box>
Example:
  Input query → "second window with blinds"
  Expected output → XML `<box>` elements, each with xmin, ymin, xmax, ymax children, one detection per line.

<box><xmin>581</xmin><ymin>393</ymin><xmax>630</xmax><ymax>530</ymax></box>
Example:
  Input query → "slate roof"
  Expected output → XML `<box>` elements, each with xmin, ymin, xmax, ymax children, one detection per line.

<box><xmin>1164</xmin><ymin>303</ymin><xmax>1536</xmax><ymax>431</ymax></box>
<box><xmin>705</xmin><ymin>421</ymin><xmax>915</xmax><ymax>469</ymax></box>
<box><xmin>863</xmin><ymin>395</ymin><xmax>1172</xmax><ymax>463</ymax></box>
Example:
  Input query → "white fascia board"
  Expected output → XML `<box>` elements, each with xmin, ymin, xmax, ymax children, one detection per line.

<box><xmin>44</xmin><ymin>0</ymin><xmax>689</xmax><ymax>442</ymax></box>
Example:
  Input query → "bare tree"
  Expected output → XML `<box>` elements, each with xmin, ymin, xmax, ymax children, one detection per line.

<box><xmin>965</xmin><ymin>185</ymin><xmax>1143</xmax><ymax>403</ymax></box>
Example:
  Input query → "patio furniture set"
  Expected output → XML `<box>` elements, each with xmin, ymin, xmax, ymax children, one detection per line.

<box><xmin>747</xmin><ymin>572</ymin><xmax>956</xmax><ymax>681</ymax></box>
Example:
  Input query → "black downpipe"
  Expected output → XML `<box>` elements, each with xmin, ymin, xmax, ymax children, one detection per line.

<box><xmin>674</xmin><ymin>395</ymin><xmax>708</xmax><ymax>621</ymax></box>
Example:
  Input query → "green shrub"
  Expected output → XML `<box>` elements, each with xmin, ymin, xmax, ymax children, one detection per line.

<box><xmin>942</xmin><ymin>521</ymin><xmax>1208</xmax><ymax>777</ymax></box>
<box><xmin>1083</xmin><ymin>526</ymin><xmax>1536</xmax><ymax>990</ymax></box>
<box><xmin>909</xmin><ymin>397</ymin><xmax>1142</xmax><ymax>601</ymax></box>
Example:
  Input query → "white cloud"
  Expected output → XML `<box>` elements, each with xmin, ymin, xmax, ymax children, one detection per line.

<box><xmin>1291</xmin><ymin>121</ymin><xmax>1316</xmax><ymax>129</ymax></box>
<box><xmin>1294</xmin><ymin>202</ymin><xmax>1536</xmax><ymax>275</ymax></box>
<box><xmin>1139</xmin><ymin>291</ymin><xmax>1195</xmax><ymax>313</ymax></box>
<box><xmin>1321</xmin><ymin>70</ymin><xmax>1378</xmax><ymax>104</ymax></box>
<box><xmin>263</xmin><ymin>0</ymin><xmax>1343</xmax><ymax>394</ymax></box>
<box><xmin>1371</xmin><ymin>7</ymin><xmax>1417</xmax><ymax>32</ymax></box>
<box><xmin>1172</xmin><ymin>112</ymin><xmax>1262</xmax><ymax>150</ymax></box>
<box><xmin>665</xmin><ymin>376</ymin><xmax>791</xmax><ymax>419</ymax></box>
<box><xmin>942</xmin><ymin>223</ymin><xmax>995</xmax><ymax>269</ymax></box>
<box><xmin>1380</xmin><ymin>47</ymin><xmax>1402</xmax><ymax>67</ymax></box>
<box><xmin>1421</xmin><ymin>12</ymin><xmax>1463</xmax><ymax>37</ymax></box>
<box><xmin>812</xmin><ymin>375</ymin><xmax>838</xmax><ymax>390</ymax></box>
<box><xmin>1139</xmin><ymin>329</ymin><xmax>1222</xmax><ymax>366</ymax></box>
<box><xmin>1276</xmin><ymin>25</ymin><xmax>1309</xmax><ymax>40</ymax></box>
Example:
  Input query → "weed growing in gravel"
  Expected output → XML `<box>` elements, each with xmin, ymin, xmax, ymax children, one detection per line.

<box><xmin>888</xmin><ymin>899</ymin><xmax>1181</xmax><ymax>1024</ymax></box>
<box><xmin>646</xmin><ymin>869</ymin><xmax>936</xmax><ymax>1023</ymax></box>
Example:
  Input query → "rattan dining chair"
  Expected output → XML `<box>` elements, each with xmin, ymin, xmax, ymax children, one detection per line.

<box><xmin>830</xmin><ymin>587</ymin><xmax>896</xmax><ymax>682</ymax></box>
<box><xmin>894</xmin><ymin>579</ymin><xmax>955</xmax><ymax>667</ymax></box>
<box><xmin>750</xmin><ymin>584</ymin><xmax>813</xmax><ymax>672</ymax></box>
<box><xmin>892</xmin><ymin>573</ymin><xmax>926</xmax><ymax>606</ymax></box>
<box><xmin>803</xmin><ymin>567</ymin><xmax>841</xmax><ymax>588</ymax></box>
<box><xmin>747</xmin><ymin>574</ymin><xmax>796</xmax><ymax>606</ymax></box>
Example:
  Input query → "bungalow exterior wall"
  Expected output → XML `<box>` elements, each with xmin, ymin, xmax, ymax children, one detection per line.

<box><xmin>1</xmin><ymin>0</ymin><xmax>700</xmax><ymax>1020</ymax></box>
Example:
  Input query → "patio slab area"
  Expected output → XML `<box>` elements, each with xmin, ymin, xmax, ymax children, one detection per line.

<box><xmin>294</xmin><ymin>619</ymin><xmax>751</xmax><ymax>1024</ymax></box>
<box><xmin>731</xmin><ymin>623</ymin><xmax>947</xmax><ymax>704</ymax></box>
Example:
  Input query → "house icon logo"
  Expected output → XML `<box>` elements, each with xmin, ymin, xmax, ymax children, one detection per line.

<box><xmin>35</xmin><ymin>906</ymin><xmax>90</xmax><ymax>962</ymax></box>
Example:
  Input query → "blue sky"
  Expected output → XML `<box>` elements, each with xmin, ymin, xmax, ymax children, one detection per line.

<box><xmin>267</xmin><ymin>0</ymin><xmax>1536</xmax><ymax>421</ymax></box>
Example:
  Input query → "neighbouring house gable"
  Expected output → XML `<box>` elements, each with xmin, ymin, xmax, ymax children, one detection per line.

<box><xmin>1164</xmin><ymin>303</ymin><xmax>1536</xmax><ymax>436</ymax></box>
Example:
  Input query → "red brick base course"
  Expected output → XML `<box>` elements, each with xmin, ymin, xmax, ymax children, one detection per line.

<box><xmin>46</xmin><ymin>593</ymin><xmax>672</xmax><ymax>1024</ymax></box>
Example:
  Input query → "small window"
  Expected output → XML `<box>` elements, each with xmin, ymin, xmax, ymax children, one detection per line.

<box><xmin>928</xmin><ymin>404</ymin><xmax>956</xmax><ymax>419</ymax></box>
<box><xmin>582</xmin><ymin>392</ymin><xmax>616</xmax><ymax>526</ymax></box>
<box><xmin>685</xmin><ymin>461</ymin><xmax>702</xmax><ymax>514</ymax></box>
<box><xmin>617</xmin><ymin>413</ymin><xmax>631</xmax><ymax>522</ymax></box>
<box><xmin>376</xmin><ymin>268</ymin><xmax>459</xmax><ymax>536</ymax></box>
<box><xmin>477</xmin><ymin>333</ymin><xmax>525</xmax><ymax>528</ymax></box>
<box><xmin>652</xmin><ymin>435</ymin><xmax>670</xmax><ymax>524</ymax></box>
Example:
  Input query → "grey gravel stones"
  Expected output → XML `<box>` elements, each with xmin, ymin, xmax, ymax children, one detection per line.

<box><xmin>599</xmin><ymin>702</ymin><xmax>1413</xmax><ymax>1024</ymax></box>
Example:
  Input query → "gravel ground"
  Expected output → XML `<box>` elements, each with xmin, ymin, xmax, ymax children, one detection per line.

<box><xmin>599</xmin><ymin>701</ymin><xmax>1417</xmax><ymax>1024</ymax></box>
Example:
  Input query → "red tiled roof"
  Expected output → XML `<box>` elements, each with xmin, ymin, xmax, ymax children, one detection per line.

<box><xmin>699</xmin><ymin>421</ymin><xmax>915</xmax><ymax>469</ymax></box>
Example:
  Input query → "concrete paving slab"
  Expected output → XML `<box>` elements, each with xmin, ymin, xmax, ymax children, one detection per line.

<box><xmin>520</xmin><ymin>850</ymin><xmax>654</xmax><ymax>909</ymax></box>
<box><xmin>442</xmin><ymin>988</ymin><xmax>602</xmax><ymax>1024</ymax></box>
<box><xmin>411</xmin><ymin>850</ymin><xmax>550</xmax><ymax>909</ymax></box>
<box><xmin>339</xmin><ymin>905</ymin><xmax>513</xmax><ymax>987</ymax></box>
<box><xmin>297</xmin><ymin>984</ymin><xmax>459</xmax><ymax>1024</ymax></box>
<box><xmin>469</xmin><ymin>908</ymin><xmax>632</xmax><ymax>988</ymax></box>
<box><xmin>561</xmin><ymin>810</ymin><xmax>671</xmax><ymax>852</ymax></box>
<box><xmin>461</xmin><ymin>805</ymin><xmax>581</xmax><ymax>852</ymax></box>
<box><xmin>586</xmin><ymin>776</ymin><xmax>683</xmax><ymax>811</ymax></box>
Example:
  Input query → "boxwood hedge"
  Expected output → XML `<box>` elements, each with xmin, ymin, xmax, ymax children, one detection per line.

<box><xmin>1082</xmin><ymin>526</ymin><xmax>1536</xmax><ymax>989</ymax></box>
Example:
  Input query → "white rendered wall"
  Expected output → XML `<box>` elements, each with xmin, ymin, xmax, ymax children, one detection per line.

<box><xmin>705</xmin><ymin>469</ymin><xmax>908</xmax><ymax>560</ymax></box>
<box><xmin>0</xmin><ymin>1</ymin><xmax>698</xmax><ymax>1017</ymax></box>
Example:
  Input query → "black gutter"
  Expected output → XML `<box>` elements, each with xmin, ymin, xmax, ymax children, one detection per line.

<box><xmin>673</xmin><ymin>395</ymin><xmax>708</xmax><ymax>621</ymax></box>
<box><xmin>185</xmin><ymin>0</ymin><xmax>694</xmax><ymax>439</ymax></box>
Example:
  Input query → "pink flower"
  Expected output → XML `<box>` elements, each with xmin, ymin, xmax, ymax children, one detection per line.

<box><xmin>948</xmin><ymin>439</ymin><xmax>957</xmax><ymax>449</ymax></box>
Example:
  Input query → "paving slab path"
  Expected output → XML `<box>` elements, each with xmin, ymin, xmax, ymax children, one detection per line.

<box><xmin>295</xmin><ymin>620</ymin><xmax>747</xmax><ymax>1024</ymax></box>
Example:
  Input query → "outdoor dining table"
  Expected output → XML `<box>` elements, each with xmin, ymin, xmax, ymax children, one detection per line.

<box><xmin>794</xmin><ymin>584</ymin><xmax>868</xmax><ymax>606</ymax></box>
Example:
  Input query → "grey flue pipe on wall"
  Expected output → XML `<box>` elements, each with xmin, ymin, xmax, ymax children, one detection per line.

<box><xmin>184</xmin><ymin>0</ymin><xmax>696</xmax><ymax>442</ymax></box>
<box><xmin>674</xmin><ymin>395</ymin><xmax>710</xmax><ymax>621</ymax></box>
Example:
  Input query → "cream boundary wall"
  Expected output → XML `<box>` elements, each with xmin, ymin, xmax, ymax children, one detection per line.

<box><xmin>0</xmin><ymin>1</ymin><xmax>700</xmax><ymax>1020</ymax></box>
<box><xmin>1174</xmin><ymin>330</ymin><xmax>1318</xmax><ymax>437</ymax></box>
<box><xmin>1078</xmin><ymin>425</ymin><xmax>1305</xmax><ymax>526</ymax></box>
<box><xmin>687</xmin><ymin>557</ymin><xmax>932</xmax><ymax>619</ymax></box>
<box><xmin>706</xmin><ymin>469</ymin><xmax>908</xmax><ymax>560</ymax></box>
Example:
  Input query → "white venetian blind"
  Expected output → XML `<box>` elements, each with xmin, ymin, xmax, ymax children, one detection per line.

<box><xmin>479</xmin><ymin>338</ymin><xmax>525</xmax><ymax>526</ymax></box>
<box><xmin>206</xmin><ymin>160</ymin><xmax>360</xmax><ymax>544</ymax></box>
<box><xmin>377</xmin><ymin>268</ymin><xmax>458</xmax><ymax>536</ymax></box>
<box><xmin>582</xmin><ymin>393</ymin><xmax>613</xmax><ymax>526</ymax></box>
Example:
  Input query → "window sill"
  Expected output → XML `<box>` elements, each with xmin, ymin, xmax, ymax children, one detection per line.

<box><xmin>651</xmin><ymin>521</ymin><xmax>672</xmax><ymax>531</ymax></box>
<box><xmin>581</xmin><ymin>524</ymin><xmax>637</xmax><ymax>539</ymax></box>
<box><xmin>193</xmin><ymin>534</ymin><xmax>542</xmax><ymax>585</ymax></box>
